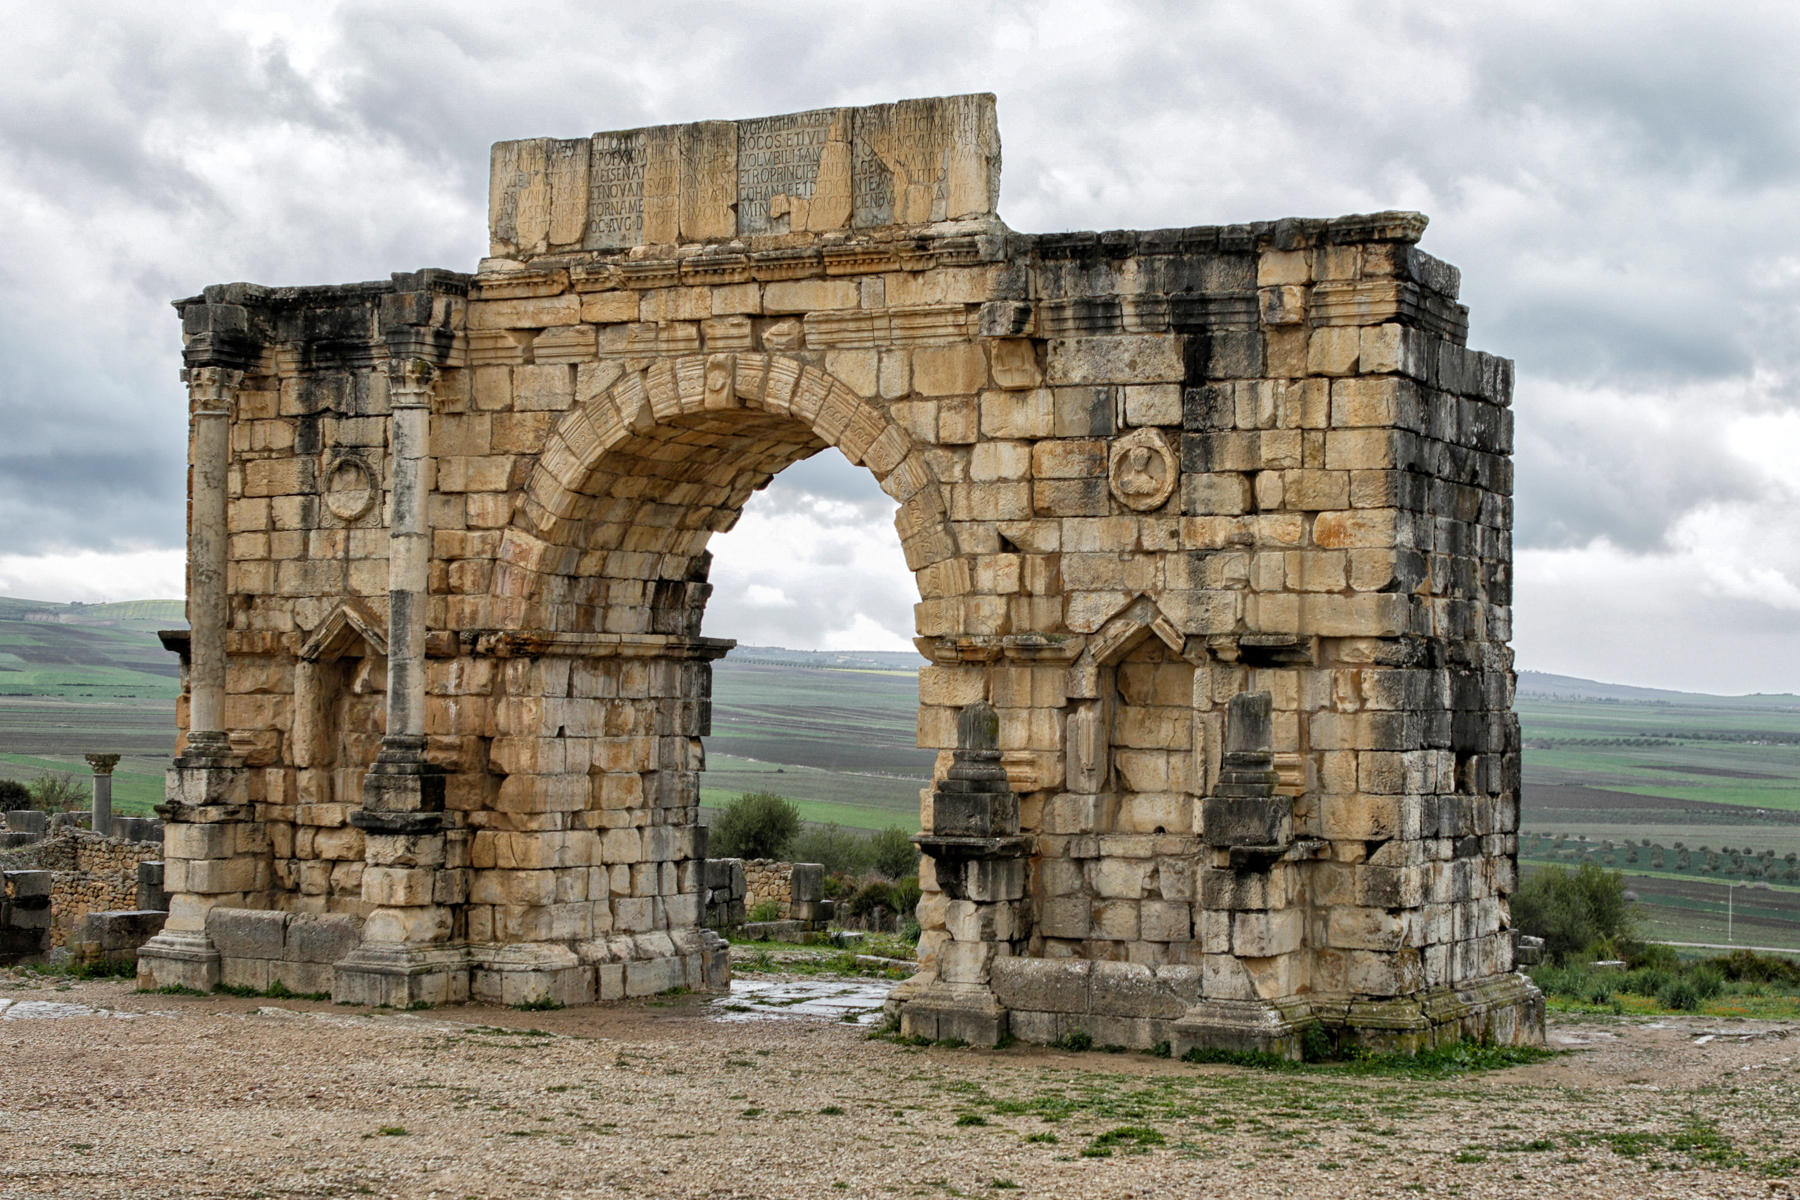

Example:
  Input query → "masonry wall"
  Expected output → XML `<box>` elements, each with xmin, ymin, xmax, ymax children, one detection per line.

<box><xmin>151</xmin><ymin>95</ymin><xmax>1534</xmax><ymax>1049</ymax></box>
<box><xmin>0</xmin><ymin>832</ymin><xmax>162</xmax><ymax>949</ymax></box>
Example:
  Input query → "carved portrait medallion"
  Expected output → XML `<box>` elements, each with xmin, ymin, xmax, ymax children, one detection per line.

<box><xmin>323</xmin><ymin>454</ymin><xmax>378</xmax><ymax>523</ymax></box>
<box><xmin>1107</xmin><ymin>428</ymin><xmax>1177</xmax><ymax>511</ymax></box>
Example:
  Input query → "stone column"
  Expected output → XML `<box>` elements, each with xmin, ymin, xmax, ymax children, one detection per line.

<box><xmin>184</xmin><ymin>366</ymin><xmax>240</xmax><ymax>758</ymax></box>
<box><xmin>85</xmin><ymin>754</ymin><xmax>120</xmax><ymax>838</ymax></box>
<box><xmin>359</xmin><ymin>357</ymin><xmax>443</xmax><ymax>817</ymax></box>
<box><xmin>339</xmin><ymin>357</ymin><xmax>464</xmax><ymax>1007</ymax></box>
<box><xmin>139</xmin><ymin>365</ymin><xmax>257</xmax><ymax>994</ymax></box>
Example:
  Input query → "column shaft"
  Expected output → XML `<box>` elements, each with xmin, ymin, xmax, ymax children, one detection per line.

<box><xmin>185</xmin><ymin>368</ymin><xmax>238</xmax><ymax>751</ymax></box>
<box><xmin>385</xmin><ymin>360</ymin><xmax>434</xmax><ymax>743</ymax></box>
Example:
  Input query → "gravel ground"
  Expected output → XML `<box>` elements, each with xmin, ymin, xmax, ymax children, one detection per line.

<box><xmin>1</xmin><ymin>967</ymin><xmax>1796</xmax><ymax>1199</ymax></box>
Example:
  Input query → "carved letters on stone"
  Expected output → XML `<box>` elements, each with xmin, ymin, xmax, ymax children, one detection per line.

<box><xmin>1107</xmin><ymin>428</ymin><xmax>1177</xmax><ymax>511</ymax></box>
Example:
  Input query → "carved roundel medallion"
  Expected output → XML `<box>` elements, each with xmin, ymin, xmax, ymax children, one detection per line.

<box><xmin>1107</xmin><ymin>428</ymin><xmax>1178</xmax><ymax>512</ymax></box>
<box><xmin>323</xmin><ymin>454</ymin><xmax>378</xmax><ymax>523</ymax></box>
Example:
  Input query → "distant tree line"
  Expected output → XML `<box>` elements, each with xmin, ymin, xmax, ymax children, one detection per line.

<box><xmin>1520</xmin><ymin>832</ymin><xmax>1800</xmax><ymax>884</ymax></box>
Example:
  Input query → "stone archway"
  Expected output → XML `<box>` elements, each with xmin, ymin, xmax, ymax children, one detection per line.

<box><xmin>140</xmin><ymin>93</ymin><xmax>1543</xmax><ymax>1056</ymax></box>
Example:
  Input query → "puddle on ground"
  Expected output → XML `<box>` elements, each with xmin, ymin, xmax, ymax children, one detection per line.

<box><xmin>0</xmin><ymin>997</ymin><xmax>138</xmax><ymax>1020</ymax></box>
<box><xmin>710</xmin><ymin>978</ymin><xmax>895</xmax><ymax>1025</ymax></box>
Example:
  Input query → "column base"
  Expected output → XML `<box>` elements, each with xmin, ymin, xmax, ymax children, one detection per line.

<box><xmin>472</xmin><ymin>944</ymin><xmax>595</xmax><ymax>1007</ymax></box>
<box><xmin>331</xmin><ymin>943</ymin><xmax>471</xmax><ymax>1008</ymax></box>
<box><xmin>1171</xmin><ymin>973</ymin><xmax>1547</xmax><ymax>1060</ymax></box>
<box><xmin>1325</xmin><ymin>973</ymin><xmax>1546</xmax><ymax>1054</ymax></box>
<box><xmin>896</xmin><ymin>979</ymin><xmax>1010</xmax><ymax>1046</ymax></box>
<box><xmin>136</xmin><ymin>930</ymin><xmax>222</xmax><ymax>993</ymax></box>
<box><xmin>1170</xmin><ymin>998</ymin><xmax>1318</xmax><ymax>1060</ymax></box>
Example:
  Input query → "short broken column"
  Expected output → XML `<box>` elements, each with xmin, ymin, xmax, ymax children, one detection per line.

<box><xmin>900</xmin><ymin>701</ymin><xmax>1031</xmax><ymax>1045</ymax></box>
<box><xmin>85</xmin><ymin>753</ymin><xmax>120</xmax><ymax>838</ymax></box>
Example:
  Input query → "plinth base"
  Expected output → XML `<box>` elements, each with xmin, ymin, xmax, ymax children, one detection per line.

<box><xmin>895</xmin><ymin>979</ymin><xmax>1010</xmax><ymax>1045</ymax></box>
<box><xmin>136</xmin><ymin>929</ymin><xmax>222</xmax><ymax>993</ymax></box>
<box><xmin>331</xmin><ymin>943</ymin><xmax>472</xmax><ymax>1008</ymax></box>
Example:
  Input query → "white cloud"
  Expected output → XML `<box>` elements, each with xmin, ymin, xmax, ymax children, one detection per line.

<box><xmin>0</xmin><ymin>547</ymin><xmax>184</xmax><ymax>605</ymax></box>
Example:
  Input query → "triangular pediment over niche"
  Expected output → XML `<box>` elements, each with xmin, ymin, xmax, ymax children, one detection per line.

<box><xmin>1082</xmin><ymin>594</ymin><xmax>1189</xmax><ymax>667</ymax></box>
<box><xmin>297</xmin><ymin>598</ymin><xmax>388</xmax><ymax>662</ymax></box>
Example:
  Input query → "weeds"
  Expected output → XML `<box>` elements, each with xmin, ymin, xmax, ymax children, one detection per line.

<box><xmin>511</xmin><ymin>996</ymin><xmax>565</xmax><ymax>1012</ymax></box>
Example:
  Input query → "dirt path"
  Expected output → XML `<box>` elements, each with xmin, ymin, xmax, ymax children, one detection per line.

<box><xmin>1</xmin><ymin>970</ymin><xmax>1795</xmax><ymax>1199</ymax></box>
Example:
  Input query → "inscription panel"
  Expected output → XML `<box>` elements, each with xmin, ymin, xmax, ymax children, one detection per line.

<box><xmin>494</xmin><ymin>95</ymin><xmax>999</xmax><ymax>252</ymax></box>
<box><xmin>586</xmin><ymin>131</ymin><xmax>647</xmax><ymax>250</ymax></box>
<box><xmin>736</xmin><ymin>111</ymin><xmax>834</xmax><ymax>235</ymax></box>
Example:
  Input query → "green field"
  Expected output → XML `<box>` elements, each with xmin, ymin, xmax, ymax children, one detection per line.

<box><xmin>1518</xmin><ymin>681</ymin><xmax>1800</xmax><ymax>949</ymax></box>
<box><xmin>2</xmin><ymin>594</ymin><xmax>1794</xmax><ymax>949</ymax></box>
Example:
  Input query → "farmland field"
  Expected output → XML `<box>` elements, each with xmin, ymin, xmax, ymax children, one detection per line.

<box><xmin>1517</xmin><ymin>678</ymin><xmax>1800</xmax><ymax>950</ymax></box>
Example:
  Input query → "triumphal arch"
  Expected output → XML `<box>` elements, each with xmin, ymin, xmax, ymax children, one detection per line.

<box><xmin>138</xmin><ymin>95</ymin><xmax>1542</xmax><ymax>1054</ymax></box>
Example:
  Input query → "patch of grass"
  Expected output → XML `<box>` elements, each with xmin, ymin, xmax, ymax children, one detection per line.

<box><xmin>819</xmin><ymin>1105</ymin><xmax>845</xmax><ymax>1115</ymax></box>
<box><xmin>377</xmin><ymin>1126</ymin><xmax>407</xmax><ymax>1137</ymax></box>
<box><xmin>1180</xmin><ymin>1038</ymin><xmax>1553</xmax><ymax>1078</ymax></box>
<box><xmin>1024</xmin><ymin>1132</ymin><xmax>1059</xmax><ymax>1145</ymax></box>
<box><xmin>1052</xmin><ymin>1030</ymin><xmax>1093</xmax><ymax>1053</ymax></box>
<box><xmin>511</xmin><ymin>996</ymin><xmax>565</xmax><ymax>1011</ymax></box>
<box><xmin>1081</xmin><ymin>1126</ymin><xmax>1165</xmax><ymax>1158</ymax></box>
<box><xmin>18</xmin><ymin>957</ymin><xmax>137</xmax><ymax>981</ymax></box>
<box><xmin>955</xmin><ymin>1113</ymin><xmax>989</xmax><ymax>1126</ymax></box>
<box><xmin>204</xmin><ymin>980</ymin><xmax>331</xmax><ymax>1002</ymax></box>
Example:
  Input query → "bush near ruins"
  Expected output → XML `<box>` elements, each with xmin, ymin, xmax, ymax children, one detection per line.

<box><xmin>710</xmin><ymin>791</ymin><xmax>801</xmax><ymax>861</ymax></box>
<box><xmin>27</xmin><ymin>771</ymin><xmax>86</xmax><ymax>813</ymax></box>
<box><xmin>869</xmin><ymin>826</ymin><xmax>920</xmax><ymax>879</ymax></box>
<box><xmin>0</xmin><ymin>779</ymin><xmax>31</xmax><ymax>812</ymax></box>
<box><xmin>1513</xmin><ymin>861</ymin><xmax>1636</xmax><ymax>964</ymax></box>
<box><xmin>785</xmin><ymin>822</ymin><xmax>920</xmax><ymax>880</ymax></box>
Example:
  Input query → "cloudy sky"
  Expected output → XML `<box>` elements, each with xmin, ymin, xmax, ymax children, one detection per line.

<box><xmin>1</xmin><ymin>1</ymin><xmax>1796</xmax><ymax>694</ymax></box>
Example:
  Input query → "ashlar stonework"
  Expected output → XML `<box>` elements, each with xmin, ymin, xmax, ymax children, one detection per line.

<box><xmin>139</xmin><ymin>94</ymin><xmax>1542</xmax><ymax>1055</ymax></box>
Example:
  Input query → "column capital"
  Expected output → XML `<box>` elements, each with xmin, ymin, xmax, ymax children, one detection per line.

<box><xmin>185</xmin><ymin>366</ymin><xmax>243</xmax><ymax>415</ymax></box>
<box><xmin>387</xmin><ymin>357</ymin><xmax>439</xmax><ymax>406</ymax></box>
<box><xmin>84</xmin><ymin>753</ymin><xmax>121</xmax><ymax>775</ymax></box>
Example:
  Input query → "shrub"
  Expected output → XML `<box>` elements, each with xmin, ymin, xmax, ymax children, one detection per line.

<box><xmin>28</xmin><ymin>771</ymin><xmax>86</xmax><ymax>813</ymax></box>
<box><xmin>1708</xmin><ymin>949</ymin><xmax>1800</xmax><ymax>986</ymax></box>
<box><xmin>1513</xmin><ymin>862</ymin><xmax>1636</xmax><ymax>965</ymax></box>
<box><xmin>710</xmin><ymin>792</ymin><xmax>801</xmax><ymax>861</ymax></box>
<box><xmin>747</xmin><ymin>899</ymin><xmax>782</xmax><ymax>923</ymax></box>
<box><xmin>869</xmin><ymin>826</ymin><xmax>919</xmax><ymax>879</ymax></box>
<box><xmin>890</xmin><ymin>875</ymin><xmax>922</xmax><ymax>917</ymax></box>
<box><xmin>789</xmin><ymin>823</ymin><xmax>874</xmax><ymax>876</ymax></box>
<box><xmin>844</xmin><ymin>880</ymin><xmax>901</xmax><ymax>921</ymax></box>
<box><xmin>0</xmin><ymin>779</ymin><xmax>31</xmax><ymax>812</ymax></box>
<box><xmin>1656</xmin><ymin>977</ymin><xmax>1701</xmax><ymax>1011</ymax></box>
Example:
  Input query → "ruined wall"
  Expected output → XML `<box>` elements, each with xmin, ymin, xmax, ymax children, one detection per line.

<box><xmin>0</xmin><ymin>832</ymin><xmax>162</xmax><ymax>949</ymax></box>
<box><xmin>142</xmin><ymin>94</ymin><xmax>1537</xmax><ymax>1054</ymax></box>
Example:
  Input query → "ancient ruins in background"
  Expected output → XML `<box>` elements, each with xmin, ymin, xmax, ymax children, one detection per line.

<box><xmin>138</xmin><ymin>94</ymin><xmax>1541</xmax><ymax>1054</ymax></box>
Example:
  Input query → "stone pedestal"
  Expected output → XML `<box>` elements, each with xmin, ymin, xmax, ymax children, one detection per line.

<box><xmin>137</xmin><ymin>751</ymin><xmax>254</xmax><ymax>993</ymax></box>
<box><xmin>900</xmin><ymin>702</ymin><xmax>1029</xmax><ymax>1045</ymax></box>
<box><xmin>335</xmin><ymin>745</ymin><xmax>465</xmax><ymax>1007</ymax></box>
